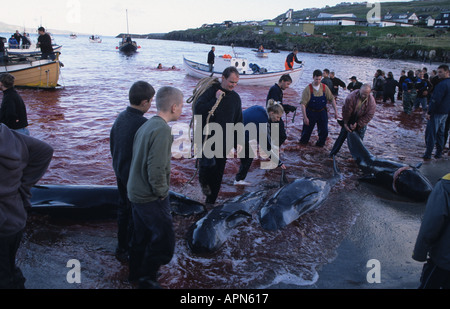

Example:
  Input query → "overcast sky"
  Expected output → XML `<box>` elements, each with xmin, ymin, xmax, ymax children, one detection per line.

<box><xmin>2</xmin><ymin>0</ymin><xmax>409</xmax><ymax>36</ymax></box>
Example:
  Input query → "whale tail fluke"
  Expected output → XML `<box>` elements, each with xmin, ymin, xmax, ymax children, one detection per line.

<box><xmin>347</xmin><ymin>131</ymin><xmax>375</xmax><ymax>166</ymax></box>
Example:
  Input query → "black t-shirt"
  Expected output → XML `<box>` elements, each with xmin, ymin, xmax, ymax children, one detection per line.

<box><xmin>38</xmin><ymin>33</ymin><xmax>53</xmax><ymax>54</ymax></box>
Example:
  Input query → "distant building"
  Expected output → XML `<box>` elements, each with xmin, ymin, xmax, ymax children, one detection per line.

<box><xmin>224</xmin><ymin>20</ymin><xmax>233</xmax><ymax>28</ymax></box>
<box><xmin>383</xmin><ymin>12</ymin><xmax>419</xmax><ymax>24</ymax></box>
<box><xmin>263</xmin><ymin>22</ymin><xmax>315</xmax><ymax>35</ymax></box>
<box><xmin>417</xmin><ymin>14</ymin><xmax>435</xmax><ymax>27</ymax></box>
<box><xmin>434</xmin><ymin>11</ymin><xmax>450</xmax><ymax>28</ymax></box>
<box><xmin>317</xmin><ymin>13</ymin><xmax>357</xmax><ymax>19</ymax></box>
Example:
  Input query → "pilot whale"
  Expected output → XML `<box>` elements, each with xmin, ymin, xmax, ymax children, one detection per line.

<box><xmin>346</xmin><ymin>131</ymin><xmax>433</xmax><ymax>202</ymax></box>
<box><xmin>30</xmin><ymin>184</ymin><xmax>206</xmax><ymax>217</ymax></box>
<box><xmin>187</xmin><ymin>190</ymin><xmax>266</xmax><ymax>254</ymax></box>
<box><xmin>259</xmin><ymin>157</ymin><xmax>341</xmax><ymax>231</ymax></box>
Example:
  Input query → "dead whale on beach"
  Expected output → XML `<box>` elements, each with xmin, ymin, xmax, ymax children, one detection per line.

<box><xmin>259</xmin><ymin>157</ymin><xmax>342</xmax><ymax>231</ymax></box>
<box><xmin>187</xmin><ymin>190</ymin><xmax>266</xmax><ymax>254</ymax></box>
<box><xmin>30</xmin><ymin>185</ymin><xmax>206</xmax><ymax>217</ymax></box>
<box><xmin>346</xmin><ymin>131</ymin><xmax>433</xmax><ymax>202</ymax></box>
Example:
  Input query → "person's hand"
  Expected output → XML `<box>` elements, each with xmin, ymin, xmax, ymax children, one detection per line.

<box><xmin>216</xmin><ymin>90</ymin><xmax>225</xmax><ymax>100</ymax></box>
<box><xmin>344</xmin><ymin>123</ymin><xmax>352</xmax><ymax>133</ymax></box>
<box><xmin>349</xmin><ymin>123</ymin><xmax>357</xmax><ymax>131</ymax></box>
<box><xmin>279</xmin><ymin>164</ymin><xmax>287</xmax><ymax>170</ymax></box>
<box><xmin>303</xmin><ymin>117</ymin><xmax>309</xmax><ymax>126</ymax></box>
<box><xmin>236</xmin><ymin>144</ymin><xmax>243</xmax><ymax>155</ymax></box>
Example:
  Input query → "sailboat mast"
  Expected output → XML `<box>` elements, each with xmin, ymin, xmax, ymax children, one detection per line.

<box><xmin>126</xmin><ymin>9</ymin><xmax>129</xmax><ymax>35</ymax></box>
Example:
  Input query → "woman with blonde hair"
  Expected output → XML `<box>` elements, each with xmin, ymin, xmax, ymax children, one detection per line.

<box><xmin>234</xmin><ymin>99</ymin><xmax>287</xmax><ymax>185</ymax></box>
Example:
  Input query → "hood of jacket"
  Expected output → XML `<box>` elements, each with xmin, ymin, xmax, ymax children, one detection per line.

<box><xmin>0</xmin><ymin>124</ymin><xmax>27</xmax><ymax>196</ymax></box>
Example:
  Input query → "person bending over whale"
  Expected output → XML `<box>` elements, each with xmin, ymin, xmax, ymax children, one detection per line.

<box><xmin>329</xmin><ymin>83</ymin><xmax>376</xmax><ymax>157</ymax></box>
<box><xmin>234</xmin><ymin>100</ymin><xmax>287</xmax><ymax>185</ymax></box>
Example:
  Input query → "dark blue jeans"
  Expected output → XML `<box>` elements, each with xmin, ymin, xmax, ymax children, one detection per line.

<box><xmin>424</xmin><ymin>114</ymin><xmax>448</xmax><ymax>158</ymax></box>
<box><xmin>129</xmin><ymin>197</ymin><xmax>175</xmax><ymax>284</ymax></box>
<box><xmin>0</xmin><ymin>230</ymin><xmax>25</xmax><ymax>289</ymax></box>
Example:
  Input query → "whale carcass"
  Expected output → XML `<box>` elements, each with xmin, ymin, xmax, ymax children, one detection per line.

<box><xmin>188</xmin><ymin>190</ymin><xmax>266</xmax><ymax>254</ymax></box>
<box><xmin>30</xmin><ymin>184</ymin><xmax>206</xmax><ymax>217</ymax></box>
<box><xmin>259</xmin><ymin>158</ymin><xmax>341</xmax><ymax>231</ymax></box>
<box><xmin>346</xmin><ymin>131</ymin><xmax>433</xmax><ymax>202</ymax></box>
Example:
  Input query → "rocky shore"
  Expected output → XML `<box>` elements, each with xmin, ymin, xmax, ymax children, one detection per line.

<box><xmin>161</xmin><ymin>26</ymin><xmax>450</xmax><ymax>63</ymax></box>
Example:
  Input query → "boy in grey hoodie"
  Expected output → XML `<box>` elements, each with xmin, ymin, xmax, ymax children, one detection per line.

<box><xmin>0</xmin><ymin>124</ymin><xmax>53</xmax><ymax>288</ymax></box>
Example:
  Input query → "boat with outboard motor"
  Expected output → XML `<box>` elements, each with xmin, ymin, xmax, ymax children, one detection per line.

<box><xmin>183</xmin><ymin>55</ymin><xmax>303</xmax><ymax>87</ymax></box>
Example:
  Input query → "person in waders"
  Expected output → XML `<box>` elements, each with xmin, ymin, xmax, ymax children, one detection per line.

<box><xmin>299</xmin><ymin>69</ymin><xmax>338</xmax><ymax>147</ymax></box>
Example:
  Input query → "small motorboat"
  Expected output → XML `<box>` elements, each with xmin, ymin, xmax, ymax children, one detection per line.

<box><xmin>255</xmin><ymin>51</ymin><xmax>269</xmax><ymax>58</ymax></box>
<box><xmin>117</xmin><ymin>36</ymin><xmax>139</xmax><ymax>54</ymax></box>
<box><xmin>89</xmin><ymin>35</ymin><xmax>102</xmax><ymax>43</ymax></box>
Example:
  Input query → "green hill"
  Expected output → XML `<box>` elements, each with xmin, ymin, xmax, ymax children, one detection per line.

<box><xmin>163</xmin><ymin>1</ymin><xmax>450</xmax><ymax>62</ymax></box>
<box><xmin>275</xmin><ymin>0</ymin><xmax>450</xmax><ymax>20</ymax></box>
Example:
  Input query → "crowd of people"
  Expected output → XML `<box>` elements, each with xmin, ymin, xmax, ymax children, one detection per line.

<box><xmin>0</xmin><ymin>46</ymin><xmax>449</xmax><ymax>288</ymax></box>
<box><xmin>366</xmin><ymin>65</ymin><xmax>450</xmax><ymax>160</ymax></box>
<box><xmin>0</xmin><ymin>27</ymin><xmax>56</xmax><ymax>63</ymax></box>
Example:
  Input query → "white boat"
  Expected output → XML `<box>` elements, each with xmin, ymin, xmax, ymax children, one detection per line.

<box><xmin>7</xmin><ymin>32</ymin><xmax>62</xmax><ymax>56</ymax></box>
<box><xmin>7</xmin><ymin>44</ymin><xmax>62</xmax><ymax>56</ymax></box>
<box><xmin>183</xmin><ymin>56</ymin><xmax>304</xmax><ymax>87</ymax></box>
<box><xmin>255</xmin><ymin>51</ymin><xmax>269</xmax><ymax>58</ymax></box>
<box><xmin>70</xmin><ymin>33</ymin><xmax>77</xmax><ymax>39</ymax></box>
<box><xmin>89</xmin><ymin>35</ymin><xmax>102</xmax><ymax>43</ymax></box>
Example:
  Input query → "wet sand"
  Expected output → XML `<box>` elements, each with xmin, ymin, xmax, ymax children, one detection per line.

<box><xmin>18</xmin><ymin>158</ymin><xmax>449</xmax><ymax>290</ymax></box>
<box><xmin>301</xmin><ymin>158</ymin><xmax>450</xmax><ymax>289</ymax></box>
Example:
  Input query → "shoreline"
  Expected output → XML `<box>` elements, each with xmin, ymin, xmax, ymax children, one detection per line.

<box><xmin>295</xmin><ymin>159</ymin><xmax>448</xmax><ymax>289</ymax></box>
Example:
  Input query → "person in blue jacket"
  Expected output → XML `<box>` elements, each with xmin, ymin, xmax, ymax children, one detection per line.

<box><xmin>234</xmin><ymin>100</ymin><xmax>287</xmax><ymax>185</ymax></box>
<box><xmin>423</xmin><ymin>64</ymin><xmax>450</xmax><ymax>160</ymax></box>
<box><xmin>413</xmin><ymin>172</ymin><xmax>450</xmax><ymax>288</ymax></box>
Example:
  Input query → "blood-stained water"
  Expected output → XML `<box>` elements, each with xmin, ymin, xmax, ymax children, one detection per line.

<box><xmin>5</xmin><ymin>33</ymin><xmax>447</xmax><ymax>289</ymax></box>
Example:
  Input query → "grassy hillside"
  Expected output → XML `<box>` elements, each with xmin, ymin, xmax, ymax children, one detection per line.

<box><xmin>164</xmin><ymin>1</ymin><xmax>450</xmax><ymax>62</ymax></box>
<box><xmin>275</xmin><ymin>0</ymin><xmax>450</xmax><ymax>20</ymax></box>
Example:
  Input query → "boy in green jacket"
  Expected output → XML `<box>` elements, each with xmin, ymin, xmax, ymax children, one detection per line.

<box><xmin>127</xmin><ymin>86</ymin><xmax>184</xmax><ymax>289</ymax></box>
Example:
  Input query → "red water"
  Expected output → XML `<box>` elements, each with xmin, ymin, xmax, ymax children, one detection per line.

<box><xmin>9</xmin><ymin>35</ymin><xmax>448</xmax><ymax>289</ymax></box>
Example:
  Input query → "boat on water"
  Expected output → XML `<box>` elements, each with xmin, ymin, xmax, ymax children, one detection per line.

<box><xmin>183</xmin><ymin>56</ymin><xmax>304</xmax><ymax>87</ymax></box>
<box><xmin>70</xmin><ymin>33</ymin><xmax>77</xmax><ymax>39</ymax></box>
<box><xmin>7</xmin><ymin>43</ymin><xmax>62</xmax><ymax>56</ymax></box>
<box><xmin>255</xmin><ymin>51</ymin><xmax>269</xmax><ymax>58</ymax></box>
<box><xmin>0</xmin><ymin>53</ymin><xmax>62</xmax><ymax>88</ymax></box>
<box><xmin>117</xmin><ymin>36</ymin><xmax>139</xmax><ymax>54</ymax></box>
<box><xmin>117</xmin><ymin>9</ymin><xmax>140</xmax><ymax>54</ymax></box>
<box><xmin>89</xmin><ymin>35</ymin><xmax>102</xmax><ymax>43</ymax></box>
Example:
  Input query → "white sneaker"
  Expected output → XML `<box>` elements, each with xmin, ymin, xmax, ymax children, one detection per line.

<box><xmin>234</xmin><ymin>180</ymin><xmax>251</xmax><ymax>186</ymax></box>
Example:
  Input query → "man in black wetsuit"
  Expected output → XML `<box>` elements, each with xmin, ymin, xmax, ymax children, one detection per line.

<box><xmin>194</xmin><ymin>67</ymin><xmax>243</xmax><ymax>205</ymax></box>
<box><xmin>37</xmin><ymin>27</ymin><xmax>55</xmax><ymax>60</ymax></box>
